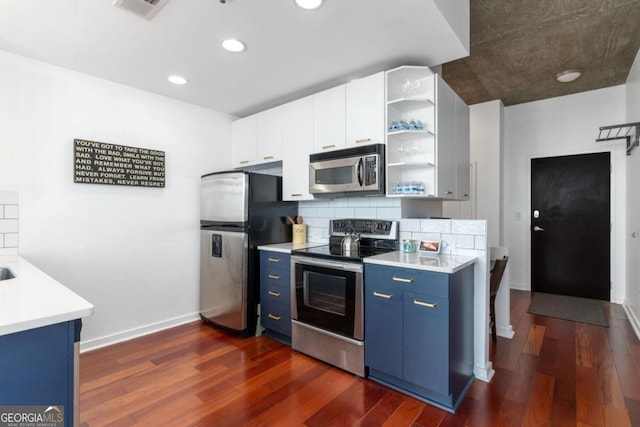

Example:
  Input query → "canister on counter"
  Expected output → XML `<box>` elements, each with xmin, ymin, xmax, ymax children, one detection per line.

<box><xmin>402</xmin><ymin>239</ymin><xmax>416</xmax><ymax>253</ymax></box>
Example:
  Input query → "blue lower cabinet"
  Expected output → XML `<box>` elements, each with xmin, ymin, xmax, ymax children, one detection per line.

<box><xmin>365</xmin><ymin>263</ymin><xmax>474</xmax><ymax>413</ymax></box>
<box><xmin>0</xmin><ymin>320</ymin><xmax>79</xmax><ymax>427</ymax></box>
<box><xmin>259</xmin><ymin>250</ymin><xmax>292</xmax><ymax>343</ymax></box>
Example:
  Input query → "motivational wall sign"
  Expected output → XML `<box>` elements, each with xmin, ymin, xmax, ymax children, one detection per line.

<box><xmin>74</xmin><ymin>139</ymin><xmax>165</xmax><ymax>187</ymax></box>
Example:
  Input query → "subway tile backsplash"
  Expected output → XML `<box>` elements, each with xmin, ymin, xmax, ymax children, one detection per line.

<box><xmin>0</xmin><ymin>191</ymin><xmax>19</xmax><ymax>255</ymax></box>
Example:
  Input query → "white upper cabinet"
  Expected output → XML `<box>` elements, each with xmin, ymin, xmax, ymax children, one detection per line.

<box><xmin>385</xmin><ymin>66</ymin><xmax>470</xmax><ymax>200</ymax></box>
<box><xmin>256</xmin><ymin>106</ymin><xmax>283</xmax><ymax>163</ymax></box>
<box><xmin>346</xmin><ymin>71</ymin><xmax>385</xmax><ymax>148</ymax></box>
<box><xmin>231</xmin><ymin>115</ymin><xmax>257</xmax><ymax>168</ymax></box>
<box><xmin>313</xmin><ymin>85</ymin><xmax>346</xmax><ymax>153</ymax></box>
<box><xmin>282</xmin><ymin>96</ymin><xmax>314</xmax><ymax>201</ymax></box>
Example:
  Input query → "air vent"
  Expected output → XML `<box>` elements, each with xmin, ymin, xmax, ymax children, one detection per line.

<box><xmin>113</xmin><ymin>0</ymin><xmax>170</xmax><ymax>20</ymax></box>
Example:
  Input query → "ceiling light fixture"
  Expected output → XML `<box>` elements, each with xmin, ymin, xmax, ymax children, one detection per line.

<box><xmin>168</xmin><ymin>75</ymin><xmax>187</xmax><ymax>85</ymax></box>
<box><xmin>294</xmin><ymin>0</ymin><xmax>323</xmax><ymax>10</ymax></box>
<box><xmin>222</xmin><ymin>39</ymin><xmax>246</xmax><ymax>53</ymax></box>
<box><xmin>556</xmin><ymin>69</ymin><xmax>582</xmax><ymax>83</ymax></box>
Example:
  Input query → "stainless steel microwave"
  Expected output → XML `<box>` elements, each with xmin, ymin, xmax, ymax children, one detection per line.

<box><xmin>309</xmin><ymin>144</ymin><xmax>385</xmax><ymax>196</ymax></box>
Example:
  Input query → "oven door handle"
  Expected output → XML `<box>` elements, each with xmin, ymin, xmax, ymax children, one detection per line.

<box><xmin>292</xmin><ymin>256</ymin><xmax>363</xmax><ymax>273</ymax></box>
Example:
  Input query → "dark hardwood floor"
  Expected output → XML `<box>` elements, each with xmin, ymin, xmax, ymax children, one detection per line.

<box><xmin>79</xmin><ymin>290</ymin><xmax>640</xmax><ymax>426</ymax></box>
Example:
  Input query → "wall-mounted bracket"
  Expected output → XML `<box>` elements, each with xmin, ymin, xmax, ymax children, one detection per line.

<box><xmin>596</xmin><ymin>122</ymin><xmax>640</xmax><ymax>156</ymax></box>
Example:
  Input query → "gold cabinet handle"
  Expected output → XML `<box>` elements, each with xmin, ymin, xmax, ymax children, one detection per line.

<box><xmin>413</xmin><ymin>299</ymin><xmax>437</xmax><ymax>308</ymax></box>
<box><xmin>268</xmin><ymin>274</ymin><xmax>281</xmax><ymax>280</ymax></box>
<box><xmin>355</xmin><ymin>138</ymin><xmax>371</xmax><ymax>143</ymax></box>
<box><xmin>444</xmin><ymin>191</ymin><xmax>453</xmax><ymax>195</ymax></box>
<box><xmin>240</xmin><ymin>160</ymin><xmax>250</xmax><ymax>164</ymax></box>
<box><xmin>263</xmin><ymin>155</ymin><xmax>274</xmax><ymax>160</ymax></box>
<box><xmin>268</xmin><ymin>314</ymin><xmax>281</xmax><ymax>321</ymax></box>
<box><xmin>268</xmin><ymin>290</ymin><xmax>281</xmax><ymax>297</ymax></box>
<box><xmin>322</xmin><ymin>144</ymin><xmax>336</xmax><ymax>149</ymax></box>
<box><xmin>392</xmin><ymin>276</ymin><xmax>413</xmax><ymax>283</ymax></box>
<box><xmin>267</xmin><ymin>258</ymin><xmax>280</xmax><ymax>263</ymax></box>
<box><xmin>373</xmin><ymin>291</ymin><xmax>392</xmax><ymax>299</ymax></box>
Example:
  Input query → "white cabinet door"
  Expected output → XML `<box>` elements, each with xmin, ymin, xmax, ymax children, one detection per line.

<box><xmin>313</xmin><ymin>85</ymin><xmax>346</xmax><ymax>153</ymax></box>
<box><xmin>455</xmin><ymin>96</ymin><xmax>470</xmax><ymax>200</ymax></box>
<box><xmin>282</xmin><ymin>96</ymin><xmax>315</xmax><ymax>201</ymax></box>
<box><xmin>256</xmin><ymin>106</ymin><xmax>283</xmax><ymax>163</ymax></box>
<box><xmin>346</xmin><ymin>71</ymin><xmax>385</xmax><ymax>148</ymax></box>
<box><xmin>231</xmin><ymin>115</ymin><xmax>257</xmax><ymax>168</ymax></box>
<box><xmin>435</xmin><ymin>77</ymin><xmax>456</xmax><ymax>199</ymax></box>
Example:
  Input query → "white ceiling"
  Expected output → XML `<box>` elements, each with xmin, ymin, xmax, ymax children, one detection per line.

<box><xmin>0</xmin><ymin>0</ymin><xmax>469</xmax><ymax>117</ymax></box>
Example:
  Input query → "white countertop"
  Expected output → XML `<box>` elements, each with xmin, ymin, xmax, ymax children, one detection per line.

<box><xmin>364</xmin><ymin>251</ymin><xmax>477</xmax><ymax>274</ymax></box>
<box><xmin>0</xmin><ymin>255</ymin><xmax>94</xmax><ymax>337</ymax></box>
<box><xmin>257</xmin><ymin>242</ymin><xmax>326</xmax><ymax>254</ymax></box>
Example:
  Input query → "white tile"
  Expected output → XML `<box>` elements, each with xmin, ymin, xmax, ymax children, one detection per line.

<box><xmin>400</xmin><ymin>219</ymin><xmax>421</xmax><ymax>232</ymax></box>
<box><xmin>298</xmin><ymin>201</ymin><xmax>316</xmax><ymax>209</ymax></box>
<box><xmin>347</xmin><ymin>198</ymin><xmax>371</xmax><ymax>207</ymax></box>
<box><xmin>334</xmin><ymin>207</ymin><xmax>355</xmax><ymax>218</ymax></box>
<box><xmin>0</xmin><ymin>191</ymin><xmax>18</xmax><ymax>205</ymax></box>
<box><xmin>376</xmin><ymin>207</ymin><xmax>401</xmax><ymax>219</ymax></box>
<box><xmin>399</xmin><ymin>231</ymin><xmax>412</xmax><ymax>240</ymax></box>
<box><xmin>456</xmin><ymin>234</ymin><xmax>475</xmax><ymax>249</ymax></box>
<box><xmin>421</xmin><ymin>219</ymin><xmax>451</xmax><ymax>233</ymax></box>
<box><xmin>440</xmin><ymin>234</ymin><xmax>456</xmax><ymax>253</ymax></box>
<box><xmin>0</xmin><ymin>247</ymin><xmax>18</xmax><ymax>255</ymax></box>
<box><xmin>412</xmin><ymin>232</ymin><xmax>442</xmax><ymax>242</ymax></box>
<box><xmin>298</xmin><ymin>206</ymin><xmax>316</xmax><ymax>218</ymax></box>
<box><xmin>327</xmin><ymin>198</ymin><xmax>349</xmax><ymax>208</ymax></box>
<box><xmin>4</xmin><ymin>233</ymin><xmax>17</xmax><ymax>248</ymax></box>
<box><xmin>475</xmin><ymin>235</ymin><xmax>487</xmax><ymax>250</ymax></box>
<box><xmin>354</xmin><ymin>207</ymin><xmax>377</xmax><ymax>217</ymax></box>
<box><xmin>0</xmin><ymin>234</ymin><xmax>3</xmax><ymax>248</ymax></box>
<box><xmin>304</xmin><ymin>217</ymin><xmax>328</xmax><ymax>228</ymax></box>
<box><xmin>0</xmin><ymin>220</ymin><xmax>18</xmax><ymax>233</ymax></box>
<box><xmin>4</xmin><ymin>205</ymin><xmax>18</xmax><ymax>219</ymax></box>
<box><xmin>0</xmin><ymin>206</ymin><xmax>3</xmax><ymax>220</ymax></box>
<box><xmin>314</xmin><ymin>207</ymin><xmax>335</xmax><ymax>218</ymax></box>
<box><xmin>370</xmin><ymin>198</ymin><xmax>395</xmax><ymax>207</ymax></box>
<box><xmin>451</xmin><ymin>220</ymin><xmax>487</xmax><ymax>236</ymax></box>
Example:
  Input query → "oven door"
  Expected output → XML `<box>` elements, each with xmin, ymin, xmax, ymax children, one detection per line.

<box><xmin>309</xmin><ymin>156</ymin><xmax>364</xmax><ymax>194</ymax></box>
<box><xmin>291</xmin><ymin>256</ymin><xmax>363</xmax><ymax>340</ymax></box>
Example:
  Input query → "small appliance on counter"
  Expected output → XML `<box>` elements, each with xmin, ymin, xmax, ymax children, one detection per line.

<box><xmin>290</xmin><ymin>218</ymin><xmax>399</xmax><ymax>376</ymax></box>
<box><xmin>199</xmin><ymin>171</ymin><xmax>297</xmax><ymax>337</ymax></box>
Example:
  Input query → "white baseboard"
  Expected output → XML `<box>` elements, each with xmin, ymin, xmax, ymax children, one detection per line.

<box><xmin>497</xmin><ymin>324</ymin><xmax>515</xmax><ymax>339</ymax></box>
<box><xmin>623</xmin><ymin>304</ymin><xmax>640</xmax><ymax>342</ymax></box>
<box><xmin>474</xmin><ymin>361</ymin><xmax>494</xmax><ymax>383</ymax></box>
<box><xmin>509</xmin><ymin>282</ymin><xmax>529</xmax><ymax>291</ymax></box>
<box><xmin>80</xmin><ymin>312</ymin><xmax>201</xmax><ymax>353</ymax></box>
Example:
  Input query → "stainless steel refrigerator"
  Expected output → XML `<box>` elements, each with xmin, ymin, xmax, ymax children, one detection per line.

<box><xmin>200</xmin><ymin>171</ymin><xmax>297</xmax><ymax>336</ymax></box>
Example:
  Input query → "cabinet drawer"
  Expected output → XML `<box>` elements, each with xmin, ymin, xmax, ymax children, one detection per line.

<box><xmin>261</xmin><ymin>300</ymin><xmax>291</xmax><ymax>337</ymax></box>
<box><xmin>367</xmin><ymin>264</ymin><xmax>449</xmax><ymax>299</ymax></box>
<box><xmin>262</xmin><ymin>282</ymin><xmax>291</xmax><ymax>303</ymax></box>
<box><xmin>260</xmin><ymin>251</ymin><xmax>291</xmax><ymax>275</ymax></box>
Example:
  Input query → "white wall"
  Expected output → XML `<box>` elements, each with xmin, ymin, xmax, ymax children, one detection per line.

<box><xmin>0</xmin><ymin>50</ymin><xmax>233</xmax><ymax>350</ymax></box>
<box><xmin>503</xmin><ymin>86</ymin><xmax>627</xmax><ymax>303</ymax></box>
<box><xmin>624</xmin><ymin>49</ymin><xmax>640</xmax><ymax>336</ymax></box>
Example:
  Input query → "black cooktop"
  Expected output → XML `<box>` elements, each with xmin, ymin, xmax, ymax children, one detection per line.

<box><xmin>292</xmin><ymin>218</ymin><xmax>399</xmax><ymax>262</ymax></box>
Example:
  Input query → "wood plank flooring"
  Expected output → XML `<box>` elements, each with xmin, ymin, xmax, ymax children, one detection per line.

<box><xmin>79</xmin><ymin>290</ymin><xmax>640</xmax><ymax>426</ymax></box>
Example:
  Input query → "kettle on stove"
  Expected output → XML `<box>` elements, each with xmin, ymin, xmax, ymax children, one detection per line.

<box><xmin>341</xmin><ymin>227</ymin><xmax>360</xmax><ymax>255</ymax></box>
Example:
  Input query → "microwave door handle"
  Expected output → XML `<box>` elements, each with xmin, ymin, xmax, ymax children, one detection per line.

<box><xmin>357</xmin><ymin>157</ymin><xmax>364</xmax><ymax>187</ymax></box>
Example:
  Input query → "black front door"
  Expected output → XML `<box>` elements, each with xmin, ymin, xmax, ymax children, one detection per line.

<box><xmin>531</xmin><ymin>152</ymin><xmax>610</xmax><ymax>300</ymax></box>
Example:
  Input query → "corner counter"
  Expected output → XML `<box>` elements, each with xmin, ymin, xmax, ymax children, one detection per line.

<box><xmin>257</xmin><ymin>241</ymin><xmax>325</xmax><ymax>254</ymax></box>
<box><xmin>364</xmin><ymin>251</ymin><xmax>477</xmax><ymax>274</ymax></box>
<box><xmin>0</xmin><ymin>255</ymin><xmax>94</xmax><ymax>427</ymax></box>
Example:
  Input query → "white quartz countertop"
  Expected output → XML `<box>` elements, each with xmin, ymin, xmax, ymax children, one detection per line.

<box><xmin>364</xmin><ymin>251</ymin><xmax>478</xmax><ymax>274</ymax></box>
<box><xmin>257</xmin><ymin>242</ymin><xmax>325</xmax><ymax>253</ymax></box>
<box><xmin>0</xmin><ymin>255</ymin><xmax>94</xmax><ymax>337</ymax></box>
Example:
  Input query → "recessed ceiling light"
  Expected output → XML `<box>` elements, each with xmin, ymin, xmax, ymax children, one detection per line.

<box><xmin>556</xmin><ymin>69</ymin><xmax>582</xmax><ymax>83</ymax></box>
<box><xmin>168</xmin><ymin>75</ymin><xmax>187</xmax><ymax>85</ymax></box>
<box><xmin>222</xmin><ymin>39</ymin><xmax>246</xmax><ymax>53</ymax></box>
<box><xmin>294</xmin><ymin>0</ymin><xmax>323</xmax><ymax>10</ymax></box>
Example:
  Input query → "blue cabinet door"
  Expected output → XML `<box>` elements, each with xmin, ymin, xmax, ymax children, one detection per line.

<box><xmin>0</xmin><ymin>321</ymin><xmax>76</xmax><ymax>427</ymax></box>
<box><xmin>403</xmin><ymin>291</ymin><xmax>449</xmax><ymax>393</ymax></box>
<box><xmin>364</xmin><ymin>266</ymin><xmax>403</xmax><ymax>379</ymax></box>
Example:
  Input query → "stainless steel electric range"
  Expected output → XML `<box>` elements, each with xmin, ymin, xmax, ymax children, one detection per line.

<box><xmin>290</xmin><ymin>218</ymin><xmax>399</xmax><ymax>376</ymax></box>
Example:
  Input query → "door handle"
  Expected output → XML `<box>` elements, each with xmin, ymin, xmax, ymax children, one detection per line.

<box><xmin>533</xmin><ymin>226</ymin><xmax>545</xmax><ymax>232</ymax></box>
